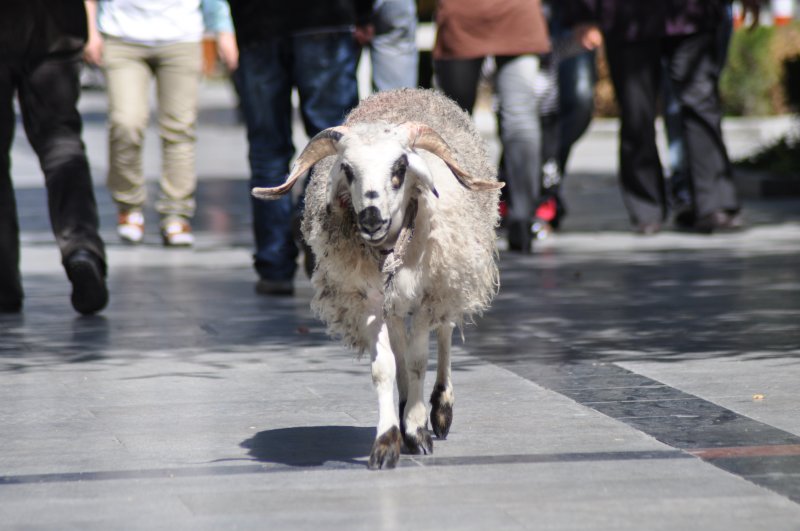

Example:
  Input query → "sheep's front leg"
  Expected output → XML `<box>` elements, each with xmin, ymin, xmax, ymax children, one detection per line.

<box><xmin>387</xmin><ymin>316</ymin><xmax>409</xmax><ymax>436</ymax></box>
<box><xmin>402</xmin><ymin>316</ymin><xmax>434</xmax><ymax>455</ymax></box>
<box><xmin>367</xmin><ymin>315</ymin><xmax>402</xmax><ymax>470</ymax></box>
<box><xmin>430</xmin><ymin>323</ymin><xmax>455</xmax><ymax>439</ymax></box>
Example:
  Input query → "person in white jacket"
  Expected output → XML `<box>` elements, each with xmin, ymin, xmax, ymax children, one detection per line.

<box><xmin>84</xmin><ymin>0</ymin><xmax>237</xmax><ymax>246</ymax></box>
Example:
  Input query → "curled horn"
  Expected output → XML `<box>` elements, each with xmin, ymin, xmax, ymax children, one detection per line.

<box><xmin>252</xmin><ymin>126</ymin><xmax>348</xmax><ymax>200</ymax></box>
<box><xmin>404</xmin><ymin>123</ymin><xmax>504</xmax><ymax>191</ymax></box>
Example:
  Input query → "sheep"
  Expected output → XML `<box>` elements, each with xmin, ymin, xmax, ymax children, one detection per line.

<box><xmin>252</xmin><ymin>88</ymin><xmax>503</xmax><ymax>469</ymax></box>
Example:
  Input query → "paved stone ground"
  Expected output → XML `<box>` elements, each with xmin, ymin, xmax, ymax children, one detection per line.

<box><xmin>1</xmin><ymin>81</ymin><xmax>799</xmax><ymax>530</ymax></box>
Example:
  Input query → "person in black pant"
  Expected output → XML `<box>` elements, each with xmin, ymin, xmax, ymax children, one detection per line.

<box><xmin>0</xmin><ymin>0</ymin><xmax>108</xmax><ymax>315</ymax></box>
<box><xmin>661</xmin><ymin>4</ymin><xmax>735</xmax><ymax>226</ymax></box>
<box><xmin>564</xmin><ymin>0</ymin><xmax>762</xmax><ymax>234</ymax></box>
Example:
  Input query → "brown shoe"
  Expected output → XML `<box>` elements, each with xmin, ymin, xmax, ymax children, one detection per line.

<box><xmin>161</xmin><ymin>217</ymin><xmax>194</xmax><ymax>247</ymax></box>
<box><xmin>117</xmin><ymin>209</ymin><xmax>144</xmax><ymax>244</ymax></box>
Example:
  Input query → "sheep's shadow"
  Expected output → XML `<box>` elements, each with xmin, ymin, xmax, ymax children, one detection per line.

<box><xmin>241</xmin><ymin>425</ymin><xmax>373</xmax><ymax>467</ymax></box>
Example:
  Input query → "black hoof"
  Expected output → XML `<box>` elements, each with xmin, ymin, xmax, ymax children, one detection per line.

<box><xmin>429</xmin><ymin>385</ymin><xmax>453</xmax><ymax>439</ymax></box>
<box><xmin>368</xmin><ymin>426</ymin><xmax>402</xmax><ymax>470</ymax></box>
<box><xmin>404</xmin><ymin>426</ymin><xmax>433</xmax><ymax>455</ymax></box>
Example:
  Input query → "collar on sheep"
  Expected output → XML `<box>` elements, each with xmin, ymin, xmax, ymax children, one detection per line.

<box><xmin>373</xmin><ymin>197</ymin><xmax>418</xmax><ymax>290</ymax></box>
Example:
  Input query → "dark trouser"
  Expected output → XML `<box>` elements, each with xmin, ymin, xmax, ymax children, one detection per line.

<box><xmin>433</xmin><ymin>57</ymin><xmax>483</xmax><ymax>113</ymax></box>
<box><xmin>0</xmin><ymin>51</ymin><xmax>105</xmax><ymax>305</ymax></box>
<box><xmin>662</xmin><ymin>5</ymin><xmax>734</xmax><ymax>213</ymax></box>
<box><xmin>234</xmin><ymin>32</ymin><xmax>360</xmax><ymax>282</ymax></box>
<box><xmin>605</xmin><ymin>32</ymin><xmax>739</xmax><ymax>226</ymax></box>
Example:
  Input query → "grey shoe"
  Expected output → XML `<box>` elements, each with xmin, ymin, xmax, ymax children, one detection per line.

<box><xmin>255</xmin><ymin>278</ymin><xmax>294</xmax><ymax>296</ymax></box>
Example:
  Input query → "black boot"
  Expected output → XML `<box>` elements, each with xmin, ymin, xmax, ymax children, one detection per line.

<box><xmin>64</xmin><ymin>249</ymin><xmax>108</xmax><ymax>315</ymax></box>
<box><xmin>507</xmin><ymin>220</ymin><xmax>532</xmax><ymax>253</ymax></box>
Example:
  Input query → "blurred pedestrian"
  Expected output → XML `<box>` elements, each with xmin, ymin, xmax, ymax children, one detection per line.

<box><xmin>662</xmin><ymin>3</ymin><xmax>734</xmax><ymax>226</ymax></box>
<box><xmin>531</xmin><ymin>0</ymin><xmax>598</xmax><ymax>238</ymax></box>
<box><xmin>1</xmin><ymin>0</ymin><xmax>108</xmax><ymax>315</ymax></box>
<box><xmin>564</xmin><ymin>0</ymin><xmax>760</xmax><ymax>234</ymax></box>
<box><xmin>433</xmin><ymin>0</ymin><xmax>550</xmax><ymax>252</ymax></box>
<box><xmin>84</xmin><ymin>0</ymin><xmax>237</xmax><ymax>247</ymax></box>
<box><xmin>227</xmin><ymin>0</ymin><xmax>370</xmax><ymax>295</ymax></box>
<box><xmin>368</xmin><ymin>0</ymin><xmax>419</xmax><ymax>91</ymax></box>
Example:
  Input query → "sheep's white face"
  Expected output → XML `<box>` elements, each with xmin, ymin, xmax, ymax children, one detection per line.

<box><xmin>329</xmin><ymin>125</ymin><xmax>426</xmax><ymax>247</ymax></box>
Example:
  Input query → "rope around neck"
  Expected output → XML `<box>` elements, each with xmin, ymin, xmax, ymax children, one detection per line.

<box><xmin>379</xmin><ymin>197</ymin><xmax>418</xmax><ymax>289</ymax></box>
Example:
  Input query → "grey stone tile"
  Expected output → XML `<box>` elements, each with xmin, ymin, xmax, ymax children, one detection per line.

<box><xmin>4</xmin><ymin>81</ymin><xmax>800</xmax><ymax>529</ymax></box>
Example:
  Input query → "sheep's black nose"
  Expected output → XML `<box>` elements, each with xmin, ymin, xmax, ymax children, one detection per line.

<box><xmin>358</xmin><ymin>206</ymin><xmax>384</xmax><ymax>235</ymax></box>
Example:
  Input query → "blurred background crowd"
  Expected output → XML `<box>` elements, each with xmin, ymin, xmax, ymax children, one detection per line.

<box><xmin>2</xmin><ymin>0</ymin><xmax>799</xmax><ymax>314</ymax></box>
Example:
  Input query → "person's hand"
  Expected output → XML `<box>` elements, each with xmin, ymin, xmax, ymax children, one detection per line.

<box><xmin>83</xmin><ymin>29</ymin><xmax>104</xmax><ymax>66</ymax></box>
<box><xmin>354</xmin><ymin>24</ymin><xmax>375</xmax><ymax>47</ymax></box>
<box><xmin>216</xmin><ymin>32</ymin><xmax>239</xmax><ymax>72</ymax></box>
<box><xmin>83</xmin><ymin>0</ymin><xmax>103</xmax><ymax>65</ymax></box>
<box><xmin>574</xmin><ymin>23</ymin><xmax>603</xmax><ymax>50</ymax></box>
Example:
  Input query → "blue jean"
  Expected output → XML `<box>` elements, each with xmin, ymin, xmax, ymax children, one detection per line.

<box><xmin>548</xmin><ymin>2</ymin><xmax>597</xmax><ymax>173</ymax></box>
<box><xmin>370</xmin><ymin>0</ymin><xmax>418</xmax><ymax>91</ymax></box>
<box><xmin>235</xmin><ymin>32</ymin><xmax>360</xmax><ymax>282</ymax></box>
<box><xmin>557</xmin><ymin>50</ymin><xmax>596</xmax><ymax>172</ymax></box>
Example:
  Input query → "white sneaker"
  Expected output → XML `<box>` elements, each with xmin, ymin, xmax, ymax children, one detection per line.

<box><xmin>117</xmin><ymin>209</ymin><xmax>144</xmax><ymax>244</ymax></box>
<box><xmin>161</xmin><ymin>218</ymin><xmax>194</xmax><ymax>247</ymax></box>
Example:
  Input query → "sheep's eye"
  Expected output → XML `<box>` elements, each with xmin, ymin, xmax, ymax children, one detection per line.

<box><xmin>390</xmin><ymin>155</ymin><xmax>407</xmax><ymax>190</ymax></box>
<box><xmin>342</xmin><ymin>163</ymin><xmax>355</xmax><ymax>184</ymax></box>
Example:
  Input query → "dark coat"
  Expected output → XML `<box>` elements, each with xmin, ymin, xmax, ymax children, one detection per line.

<box><xmin>563</xmin><ymin>0</ymin><xmax>729</xmax><ymax>42</ymax></box>
<box><xmin>0</xmin><ymin>0</ymin><xmax>87</xmax><ymax>61</ymax></box>
<box><xmin>227</xmin><ymin>0</ymin><xmax>374</xmax><ymax>49</ymax></box>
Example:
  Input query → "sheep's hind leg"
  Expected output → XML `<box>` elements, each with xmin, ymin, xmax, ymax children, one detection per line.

<box><xmin>402</xmin><ymin>317</ymin><xmax>434</xmax><ymax>455</ymax></box>
<box><xmin>368</xmin><ymin>317</ymin><xmax>402</xmax><ymax>469</ymax></box>
<box><xmin>430</xmin><ymin>323</ymin><xmax>454</xmax><ymax>439</ymax></box>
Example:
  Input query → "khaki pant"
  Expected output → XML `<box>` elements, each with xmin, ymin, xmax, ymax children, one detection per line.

<box><xmin>103</xmin><ymin>37</ymin><xmax>201</xmax><ymax>219</ymax></box>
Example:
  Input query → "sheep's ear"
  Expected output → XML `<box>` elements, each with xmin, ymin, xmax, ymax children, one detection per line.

<box><xmin>406</xmin><ymin>151</ymin><xmax>439</xmax><ymax>198</ymax></box>
<box><xmin>252</xmin><ymin>126</ymin><xmax>348</xmax><ymax>201</ymax></box>
<box><xmin>402</xmin><ymin>122</ymin><xmax>504</xmax><ymax>192</ymax></box>
<box><xmin>325</xmin><ymin>160</ymin><xmax>349</xmax><ymax>211</ymax></box>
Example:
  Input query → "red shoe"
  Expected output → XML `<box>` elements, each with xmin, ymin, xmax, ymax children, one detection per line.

<box><xmin>534</xmin><ymin>197</ymin><xmax>558</xmax><ymax>223</ymax></box>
